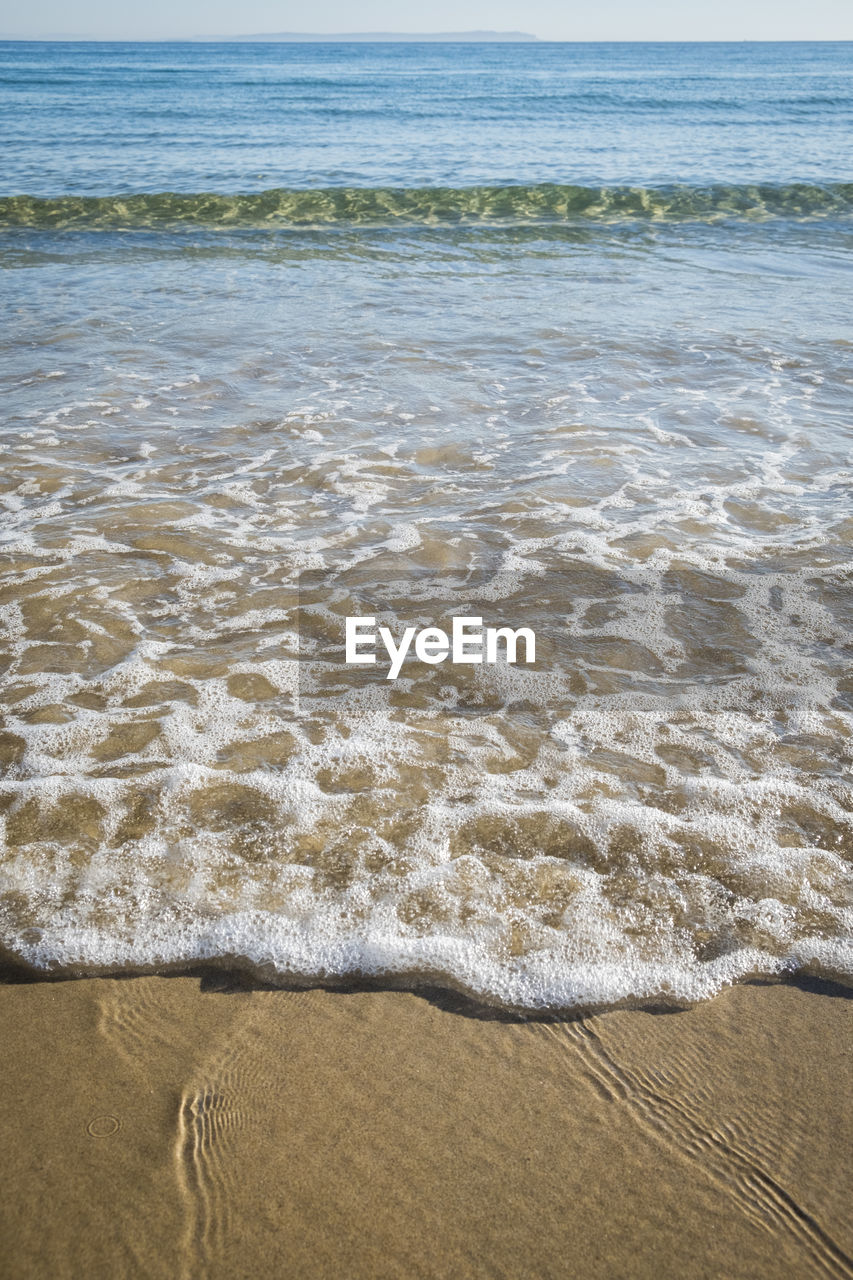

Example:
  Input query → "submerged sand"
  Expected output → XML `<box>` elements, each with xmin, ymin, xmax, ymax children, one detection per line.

<box><xmin>0</xmin><ymin>976</ymin><xmax>850</xmax><ymax>1280</ymax></box>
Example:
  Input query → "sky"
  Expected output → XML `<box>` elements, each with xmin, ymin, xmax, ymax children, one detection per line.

<box><xmin>1</xmin><ymin>0</ymin><xmax>851</xmax><ymax>42</ymax></box>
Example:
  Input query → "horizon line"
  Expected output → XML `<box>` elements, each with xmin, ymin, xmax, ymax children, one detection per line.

<box><xmin>2</xmin><ymin>35</ymin><xmax>852</xmax><ymax>44</ymax></box>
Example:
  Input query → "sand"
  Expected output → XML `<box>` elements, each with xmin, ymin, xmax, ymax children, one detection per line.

<box><xmin>0</xmin><ymin>974</ymin><xmax>850</xmax><ymax>1280</ymax></box>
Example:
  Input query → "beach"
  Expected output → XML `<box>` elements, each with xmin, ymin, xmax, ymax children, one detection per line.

<box><xmin>1</xmin><ymin>38</ymin><xmax>852</xmax><ymax>1277</ymax></box>
<box><xmin>1</xmin><ymin>974</ymin><xmax>851</xmax><ymax>1279</ymax></box>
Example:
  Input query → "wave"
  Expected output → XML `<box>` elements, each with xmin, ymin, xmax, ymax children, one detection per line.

<box><xmin>1</xmin><ymin>181</ymin><xmax>852</xmax><ymax>230</ymax></box>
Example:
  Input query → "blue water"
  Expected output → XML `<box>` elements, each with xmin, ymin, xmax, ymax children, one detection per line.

<box><xmin>1</xmin><ymin>42</ymin><xmax>851</xmax><ymax>1009</ymax></box>
<box><xmin>1</xmin><ymin>41</ymin><xmax>852</xmax><ymax>194</ymax></box>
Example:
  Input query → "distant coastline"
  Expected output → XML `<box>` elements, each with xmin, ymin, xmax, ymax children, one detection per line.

<box><xmin>194</xmin><ymin>32</ymin><xmax>540</xmax><ymax>43</ymax></box>
<box><xmin>0</xmin><ymin>31</ymin><xmax>541</xmax><ymax>44</ymax></box>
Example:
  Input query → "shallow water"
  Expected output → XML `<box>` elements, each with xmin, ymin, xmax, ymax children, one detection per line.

<box><xmin>0</xmin><ymin>42</ymin><xmax>851</xmax><ymax>1009</ymax></box>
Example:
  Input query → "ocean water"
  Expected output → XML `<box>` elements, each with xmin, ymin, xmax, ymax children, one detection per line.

<box><xmin>0</xmin><ymin>41</ymin><xmax>851</xmax><ymax>1011</ymax></box>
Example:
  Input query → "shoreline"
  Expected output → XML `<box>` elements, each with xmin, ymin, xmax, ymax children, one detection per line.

<box><xmin>0</xmin><ymin>954</ymin><xmax>851</xmax><ymax>1012</ymax></box>
<box><xmin>1</xmin><ymin>974</ymin><xmax>850</xmax><ymax>1278</ymax></box>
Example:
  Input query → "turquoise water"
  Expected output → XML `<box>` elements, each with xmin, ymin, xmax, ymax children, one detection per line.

<box><xmin>0</xmin><ymin>43</ymin><xmax>851</xmax><ymax>1009</ymax></box>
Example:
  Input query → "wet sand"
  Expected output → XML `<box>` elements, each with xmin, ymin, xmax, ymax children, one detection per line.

<box><xmin>0</xmin><ymin>975</ymin><xmax>850</xmax><ymax>1280</ymax></box>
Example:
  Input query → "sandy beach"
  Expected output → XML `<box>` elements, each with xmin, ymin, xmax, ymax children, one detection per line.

<box><xmin>0</xmin><ymin>974</ymin><xmax>850</xmax><ymax>1279</ymax></box>
<box><xmin>2</xmin><ymin>34</ymin><xmax>853</xmax><ymax>1280</ymax></box>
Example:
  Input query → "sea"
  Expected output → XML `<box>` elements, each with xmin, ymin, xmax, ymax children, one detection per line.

<box><xmin>0</xmin><ymin>40</ymin><xmax>851</xmax><ymax>1010</ymax></box>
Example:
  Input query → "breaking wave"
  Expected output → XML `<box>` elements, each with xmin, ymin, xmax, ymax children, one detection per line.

<box><xmin>2</xmin><ymin>181</ymin><xmax>852</xmax><ymax>231</ymax></box>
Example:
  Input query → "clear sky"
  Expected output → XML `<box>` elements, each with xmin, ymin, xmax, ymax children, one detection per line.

<box><xmin>1</xmin><ymin>0</ymin><xmax>851</xmax><ymax>42</ymax></box>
